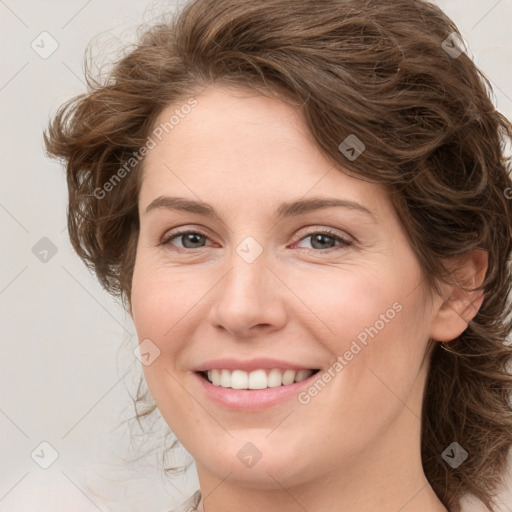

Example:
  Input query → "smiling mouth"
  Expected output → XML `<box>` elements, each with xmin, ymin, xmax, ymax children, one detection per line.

<box><xmin>198</xmin><ymin>368</ymin><xmax>321</xmax><ymax>390</ymax></box>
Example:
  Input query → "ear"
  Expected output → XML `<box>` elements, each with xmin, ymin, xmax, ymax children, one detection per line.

<box><xmin>429</xmin><ymin>249</ymin><xmax>488</xmax><ymax>342</ymax></box>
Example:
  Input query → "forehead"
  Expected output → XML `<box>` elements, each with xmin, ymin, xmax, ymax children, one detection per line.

<box><xmin>139</xmin><ymin>85</ymin><xmax>389</xmax><ymax>217</ymax></box>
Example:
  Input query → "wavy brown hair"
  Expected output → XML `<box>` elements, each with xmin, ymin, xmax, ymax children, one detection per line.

<box><xmin>43</xmin><ymin>0</ymin><xmax>512</xmax><ymax>510</ymax></box>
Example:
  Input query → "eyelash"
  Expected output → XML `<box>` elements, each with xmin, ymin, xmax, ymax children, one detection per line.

<box><xmin>159</xmin><ymin>227</ymin><xmax>353</xmax><ymax>254</ymax></box>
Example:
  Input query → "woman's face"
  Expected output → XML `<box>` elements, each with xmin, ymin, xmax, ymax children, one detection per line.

<box><xmin>130</xmin><ymin>85</ymin><xmax>445</xmax><ymax>491</ymax></box>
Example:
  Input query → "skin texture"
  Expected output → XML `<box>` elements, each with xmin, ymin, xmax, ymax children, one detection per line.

<box><xmin>130</xmin><ymin>85</ymin><xmax>486</xmax><ymax>512</ymax></box>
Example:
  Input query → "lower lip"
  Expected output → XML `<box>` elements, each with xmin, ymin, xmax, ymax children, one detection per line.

<box><xmin>193</xmin><ymin>371</ymin><xmax>319</xmax><ymax>411</ymax></box>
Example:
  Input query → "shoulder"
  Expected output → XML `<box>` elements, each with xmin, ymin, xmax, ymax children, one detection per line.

<box><xmin>166</xmin><ymin>490</ymin><xmax>202</xmax><ymax>512</ymax></box>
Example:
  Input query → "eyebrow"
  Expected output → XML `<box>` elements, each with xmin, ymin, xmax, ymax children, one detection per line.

<box><xmin>144</xmin><ymin>196</ymin><xmax>376</xmax><ymax>220</ymax></box>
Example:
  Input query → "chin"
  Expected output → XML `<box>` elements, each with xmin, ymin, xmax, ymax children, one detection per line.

<box><xmin>192</xmin><ymin>435</ymin><xmax>320</xmax><ymax>490</ymax></box>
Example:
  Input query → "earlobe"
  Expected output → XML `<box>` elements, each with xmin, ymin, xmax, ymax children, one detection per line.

<box><xmin>428</xmin><ymin>250</ymin><xmax>488</xmax><ymax>343</ymax></box>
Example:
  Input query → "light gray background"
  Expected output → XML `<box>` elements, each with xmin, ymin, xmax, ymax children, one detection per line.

<box><xmin>0</xmin><ymin>1</ymin><xmax>511</xmax><ymax>511</ymax></box>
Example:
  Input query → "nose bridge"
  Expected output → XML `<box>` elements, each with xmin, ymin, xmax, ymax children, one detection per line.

<box><xmin>207</xmin><ymin>239</ymin><xmax>286</xmax><ymax>337</ymax></box>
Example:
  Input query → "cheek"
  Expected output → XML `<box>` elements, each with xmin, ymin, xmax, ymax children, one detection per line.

<box><xmin>130</xmin><ymin>258</ymin><xmax>198</xmax><ymax>347</ymax></box>
<box><xmin>130</xmin><ymin>262</ymin><xmax>185</xmax><ymax>386</ymax></box>
<box><xmin>130</xmin><ymin>259</ymin><xmax>218</xmax><ymax>413</ymax></box>
<box><xmin>294</xmin><ymin>263</ymin><xmax>409</xmax><ymax>347</ymax></box>
<box><xmin>302</xmin><ymin>257</ymin><xmax>431</xmax><ymax>395</ymax></box>
<box><xmin>130</xmin><ymin>266</ymin><xmax>197</xmax><ymax>433</ymax></box>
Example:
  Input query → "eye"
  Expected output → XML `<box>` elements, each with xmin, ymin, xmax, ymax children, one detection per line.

<box><xmin>292</xmin><ymin>229</ymin><xmax>353</xmax><ymax>252</ymax></box>
<box><xmin>160</xmin><ymin>230</ymin><xmax>211</xmax><ymax>251</ymax></box>
<box><xmin>160</xmin><ymin>227</ymin><xmax>353</xmax><ymax>253</ymax></box>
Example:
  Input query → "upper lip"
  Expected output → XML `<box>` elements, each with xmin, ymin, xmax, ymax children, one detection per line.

<box><xmin>193</xmin><ymin>358</ymin><xmax>319</xmax><ymax>373</ymax></box>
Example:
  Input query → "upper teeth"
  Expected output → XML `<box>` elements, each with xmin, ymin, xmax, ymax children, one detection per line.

<box><xmin>206</xmin><ymin>368</ymin><xmax>314</xmax><ymax>389</ymax></box>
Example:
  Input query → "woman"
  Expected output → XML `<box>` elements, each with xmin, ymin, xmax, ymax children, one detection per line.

<box><xmin>44</xmin><ymin>0</ymin><xmax>512</xmax><ymax>511</ymax></box>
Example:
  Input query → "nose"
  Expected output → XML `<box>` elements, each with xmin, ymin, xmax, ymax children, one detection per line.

<box><xmin>206</xmin><ymin>249</ymin><xmax>288</xmax><ymax>339</ymax></box>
